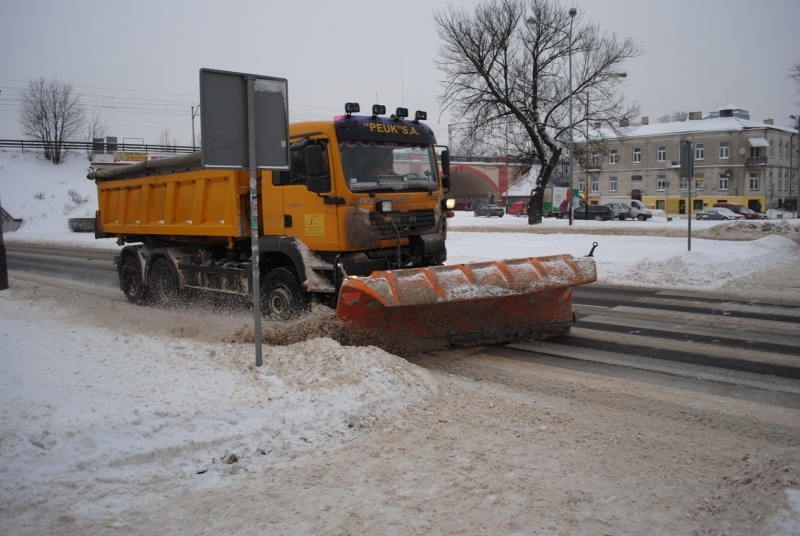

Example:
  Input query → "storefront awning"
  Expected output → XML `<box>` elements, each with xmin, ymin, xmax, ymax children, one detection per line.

<box><xmin>747</xmin><ymin>137</ymin><xmax>769</xmax><ymax>147</ymax></box>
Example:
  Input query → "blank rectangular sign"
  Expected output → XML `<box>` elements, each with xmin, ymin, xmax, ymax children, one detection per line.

<box><xmin>199</xmin><ymin>68</ymin><xmax>289</xmax><ymax>169</ymax></box>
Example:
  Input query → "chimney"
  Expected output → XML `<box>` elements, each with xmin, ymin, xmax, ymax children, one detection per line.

<box><xmin>689</xmin><ymin>111</ymin><xmax>702</xmax><ymax>120</ymax></box>
<box><xmin>763</xmin><ymin>119</ymin><xmax>774</xmax><ymax>125</ymax></box>
<box><xmin>640</xmin><ymin>116</ymin><xmax>649</xmax><ymax>125</ymax></box>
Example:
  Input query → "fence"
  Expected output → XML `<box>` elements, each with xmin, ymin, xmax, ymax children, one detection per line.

<box><xmin>0</xmin><ymin>139</ymin><xmax>196</xmax><ymax>155</ymax></box>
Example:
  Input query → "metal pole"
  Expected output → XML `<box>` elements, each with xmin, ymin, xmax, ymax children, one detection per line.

<box><xmin>568</xmin><ymin>8</ymin><xmax>576</xmax><ymax>225</ymax></box>
<box><xmin>584</xmin><ymin>89</ymin><xmax>589</xmax><ymax>221</ymax></box>
<box><xmin>246</xmin><ymin>77</ymin><xmax>263</xmax><ymax>367</ymax></box>
<box><xmin>793</xmin><ymin>130</ymin><xmax>798</xmax><ymax>219</ymax></box>
<box><xmin>0</xmin><ymin>194</ymin><xmax>8</xmax><ymax>291</ymax></box>
<box><xmin>191</xmin><ymin>106</ymin><xmax>196</xmax><ymax>152</ymax></box>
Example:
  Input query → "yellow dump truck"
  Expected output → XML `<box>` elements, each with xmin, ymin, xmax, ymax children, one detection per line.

<box><xmin>89</xmin><ymin>104</ymin><xmax>596</xmax><ymax>347</ymax></box>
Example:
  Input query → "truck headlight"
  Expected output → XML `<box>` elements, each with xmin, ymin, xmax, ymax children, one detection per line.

<box><xmin>445</xmin><ymin>198</ymin><xmax>456</xmax><ymax>210</ymax></box>
<box><xmin>376</xmin><ymin>200</ymin><xmax>393</xmax><ymax>213</ymax></box>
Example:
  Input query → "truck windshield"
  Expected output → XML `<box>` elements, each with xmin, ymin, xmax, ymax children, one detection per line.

<box><xmin>339</xmin><ymin>141</ymin><xmax>439</xmax><ymax>193</ymax></box>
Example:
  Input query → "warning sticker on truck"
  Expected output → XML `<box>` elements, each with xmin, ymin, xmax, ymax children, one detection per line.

<box><xmin>304</xmin><ymin>214</ymin><xmax>325</xmax><ymax>236</ymax></box>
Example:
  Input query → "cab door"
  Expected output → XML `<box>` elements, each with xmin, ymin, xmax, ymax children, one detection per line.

<box><xmin>275</xmin><ymin>138</ymin><xmax>340</xmax><ymax>251</ymax></box>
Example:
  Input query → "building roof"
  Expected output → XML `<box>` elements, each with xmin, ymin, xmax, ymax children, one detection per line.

<box><xmin>596</xmin><ymin>116</ymin><xmax>797</xmax><ymax>141</ymax></box>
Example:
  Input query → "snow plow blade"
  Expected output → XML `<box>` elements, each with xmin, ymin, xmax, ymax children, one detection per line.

<box><xmin>336</xmin><ymin>254</ymin><xmax>597</xmax><ymax>349</ymax></box>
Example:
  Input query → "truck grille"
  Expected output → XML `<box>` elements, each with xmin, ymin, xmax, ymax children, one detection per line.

<box><xmin>369</xmin><ymin>210</ymin><xmax>435</xmax><ymax>238</ymax></box>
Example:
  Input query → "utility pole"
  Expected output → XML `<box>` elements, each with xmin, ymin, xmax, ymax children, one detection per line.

<box><xmin>191</xmin><ymin>105</ymin><xmax>200</xmax><ymax>151</ymax></box>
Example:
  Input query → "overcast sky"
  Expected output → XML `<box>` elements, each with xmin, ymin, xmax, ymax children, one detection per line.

<box><xmin>1</xmin><ymin>0</ymin><xmax>798</xmax><ymax>147</ymax></box>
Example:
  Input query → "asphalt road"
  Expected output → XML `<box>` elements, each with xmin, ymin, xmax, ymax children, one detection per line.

<box><xmin>6</xmin><ymin>242</ymin><xmax>800</xmax><ymax>408</ymax></box>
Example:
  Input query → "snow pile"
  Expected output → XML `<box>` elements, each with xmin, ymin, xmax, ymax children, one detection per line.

<box><xmin>0</xmin><ymin>283</ymin><xmax>435</xmax><ymax>523</ymax></box>
<box><xmin>0</xmin><ymin>149</ymin><xmax>96</xmax><ymax>233</ymax></box>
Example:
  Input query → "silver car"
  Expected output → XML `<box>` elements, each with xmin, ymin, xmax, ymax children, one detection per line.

<box><xmin>602</xmin><ymin>202</ymin><xmax>632</xmax><ymax>221</ymax></box>
<box><xmin>695</xmin><ymin>207</ymin><xmax>745</xmax><ymax>220</ymax></box>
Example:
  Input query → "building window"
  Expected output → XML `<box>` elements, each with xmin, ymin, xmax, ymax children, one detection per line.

<box><xmin>749</xmin><ymin>146</ymin><xmax>760</xmax><ymax>158</ymax></box>
<box><xmin>631</xmin><ymin>174</ymin><xmax>642</xmax><ymax>181</ymax></box>
<box><xmin>657</xmin><ymin>145</ymin><xmax>666</xmax><ymax>162</ymax></box>
<box><xmin>719</xmin><ymin>142</ymin><xmax>729</xmax><ymax>159</ymax></box>
<box><xmin>610</xmin><ymin>150</ymin><xmax>618</xmax><ymax>164</ymax></box>
<box><xmin>633</xmin><ymin>147</ymin><xmax>642</xmax><ymax>163</ymax></box>
<box><xmin>779</xmin><ymin>141</ymin><xmax>783</xmax><ymax>160</ymax></box>
<box><xmin>778</xmin><ymin>172</ymin><xmax>782</xmax><ymax>190</ymax></box>
<box><xmin>657</xmin><ymin>175</ymin><xmax>667</xmax><ymax>191</ymax></box>
<box><xmin>769</xmin><ymin>140</ymin><xmax>774</xmax><ymax>158</ymax></box>
<box><xmin>591</xmin><ymin>177</ymin><xmax>599</xmax><ymax>192</ymax></box>
<box><xmin>680</xmin><ymin>178</ymin><xmax>689</xmax><ymax>190</ymax></box>
<box><xmin>749</xmin><ymin>172</ymin><xmax>759</xmax><ymax>190</ymax></box>
<box><xmin>609</xmin><ymin>176</ymin><xmax>618</xmax><ymax>192</ymax></box>
<box><xmin>694</xmin><ymin>178</ymin><xmax>703</xmax><ymax>191</ymax></box>
<box><xmin>578</xmin><ymin>177</ymin><xmax>586</xmax><ymax>192</ymax></box>
<box><xmin>719</xmin><ymin>174</ymin><xmax>729</xmax><ymax>191</ymax></box>
<box><xmin>591</xmin><ymin>152</ymin><xmax>600</xmax><ymax>168</ymax></box>
<box><xmin>695</xmin><ymin>143</ymin><xmax>704</xmax><ymax>160</ymax></box>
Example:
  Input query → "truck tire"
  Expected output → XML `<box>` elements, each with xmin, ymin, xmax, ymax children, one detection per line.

<box><xmin>149</xmin><ymin>258</ymin><xmax>181</xmax><ymax>307</ymax></box>
<box><xmin>263</xmin><ymin>267</ymin><xmax>309</xmax><ymax>320</ymax></box>
<box><xmin>120</xmin><ymin>255</ymin><xmax>148</xmax><ymax>305</ymax></box>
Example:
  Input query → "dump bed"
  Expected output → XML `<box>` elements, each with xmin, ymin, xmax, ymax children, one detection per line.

<box><xmin>89</xmin><ymin>153</ymin><xmax>250</xmax><ymax>241</ymax></box>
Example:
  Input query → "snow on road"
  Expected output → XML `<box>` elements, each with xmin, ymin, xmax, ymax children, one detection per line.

<box><xmin>1</xmin><ymin>150</ymin><xmax>799</xmax><ymax>534</ymax></box>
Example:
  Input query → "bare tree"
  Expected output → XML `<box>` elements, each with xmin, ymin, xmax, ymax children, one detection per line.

<box><xmin>434</xmin><ymin>0</ymin><xmax>640</xmax><ymax>223</ymax></box>
<box><xmin>791</xmin><ymin>61</ymin><xmax>800</xmax><ymax>106</ymax></box>
<box><xmin>158</xmin><ymin>127</ymin><xmax>179</xmax><ymax>148</ymax></box>
<box><xmin>657</xmin><ymin>111</ymin><xmax>688</xmax><ymax>123</ymax></box>
<box><xmin>85</xmin><ymin>111</ymin><xmax>109</xmax><ymax>159</ymax></box>
<box><xmin>18</xmin><ymin>77</ymin><xmax>85</xmax><ymax>164</ymax></box>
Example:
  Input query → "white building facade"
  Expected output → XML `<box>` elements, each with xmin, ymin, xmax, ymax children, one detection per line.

<box><xmin>576</xmin><ymin>108</ymin><xmax>798</xmax><ymax>214</ymax></box>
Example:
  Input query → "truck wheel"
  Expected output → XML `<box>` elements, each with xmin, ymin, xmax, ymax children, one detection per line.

<box><xmin>149</xmin><ymin>258</ymin><xmax>181</xmax><ymax>307</ymax></box>
<box><xmin>263</xmin><ymin>267</ymin><xmax>309</xmax><ymax>320</ymax></box>
<box><xmin>120</xmin><ymin>255</ymin><xmax>148</xmax><ymax>305</ymax></box>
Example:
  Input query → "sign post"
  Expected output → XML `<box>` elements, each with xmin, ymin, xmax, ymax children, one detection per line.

<box><xmin>680</xmin><ymin>140</ymin><xmax>694</xmax><ymax>251</ymax></box>
<box><xmin>199</xmin><ymin>69</ymin><xmax>289</xmax><ymax>367</ymax></box>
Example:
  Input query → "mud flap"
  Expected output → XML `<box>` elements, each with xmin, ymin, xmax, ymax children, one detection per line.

<box><xmin>336</xmin><ymin>254</ymin><xmax>597</xmax><ymax>349</ymax></box>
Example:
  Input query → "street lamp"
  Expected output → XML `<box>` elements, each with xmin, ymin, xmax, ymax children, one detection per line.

<box><xmin>527</xmin><ymin>8</ymin><xmax>577</xmax><ymax>224</ymax></box>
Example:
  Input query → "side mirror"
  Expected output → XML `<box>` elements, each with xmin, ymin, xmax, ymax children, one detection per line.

<box><xmin>440</xmin><ymin>149</ymin><xmax>451</xmax><ymax>193</ymax></box>
<box><xmin>305</xmin><ymin>145</ymin><xmax>323</xmax><ymax>177</ymax></box>
<box><xmin>307</xmin><ymin>176</ymin><xmax>330</xmax><ymax>194</ymax></box>
<box><xmin>440</xmin><ymin>149</ymin><xmax>451</xmax><ymax>176</ymax></box>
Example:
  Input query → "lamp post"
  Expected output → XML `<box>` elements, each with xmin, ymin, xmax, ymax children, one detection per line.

<box><xmin>582</xmin><ymin>73</ymin><xmax>626</xmax><ymax>221</ymax></box>
<box><xmin>527</xmin><ymin>8</ymin><xmax>576</xmax><ymax>224</ymax></box>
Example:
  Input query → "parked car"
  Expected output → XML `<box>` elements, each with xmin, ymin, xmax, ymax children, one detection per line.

<box><xmin>453</xmin><ymin>202</ymin><xmax>471</xmax><ymax>211</ymax></box>
<box><xmin>602</xmin><ymin>202</ymin><xmax>632</xmax><ymax>221</ymax></box>
<box><xmin>474</xmin><ymin>204</ymin><xmax>505</xmax><ymax>217</ymax></box>
<box><xmin>695</xmin><ymin>207</ymin><xmax>745</xmax><ymax>220</ymax></box>
<box><xmin>573</xmin><ymin>204</ymin><xmax>614</xmax><ymax>221</ymax></box>
<box><xmin>712</xmin><ymin>203</ymin><xmax>768</xmax><ymax>220</ymax></box>
<box><xmin>600</xmin><ymin>198</ymin><xmax>652</xmax><ymax>220</ymax></box>
<box><xmin>507</xmin><ymin>200</ymin><xmax>528</xmax><ymax>217</ymax></box>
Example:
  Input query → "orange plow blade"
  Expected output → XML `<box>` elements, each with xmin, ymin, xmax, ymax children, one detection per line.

<box><xmin>336</xmin><ymin>254</ymin><xmax>597</xmax><ymax>349</ymax></box>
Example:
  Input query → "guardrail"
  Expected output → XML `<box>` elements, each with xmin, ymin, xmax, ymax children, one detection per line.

<box><xmin>0</xmin><ymin>139</ymin><xmax>196</xmax><ymax>155</ymax></box>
